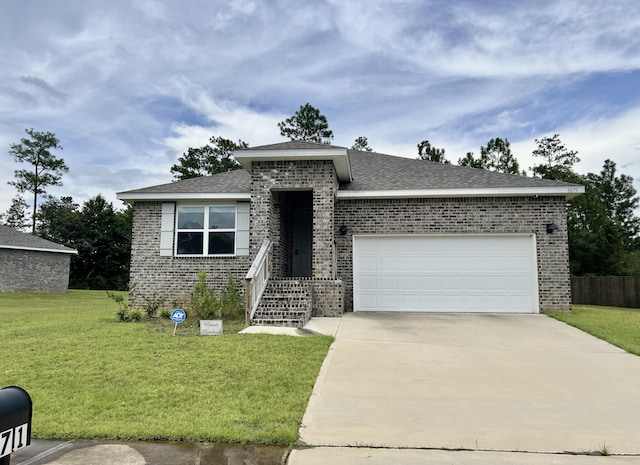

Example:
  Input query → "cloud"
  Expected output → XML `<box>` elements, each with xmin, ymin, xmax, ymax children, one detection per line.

<box><xmin>20</xmin><ymin>76</ymin><xmax>70</xmax><ymax>104</ymax></box>
<box><xmin>210</xmin><ymin>0</ymin><xmax>256</xmax><ymax>30</ymax></box>
<box><xmin>1</xmin><ymin>0</ymin><xmax>640</xmax><ymax>216</ymax></box>
<box><xmin>510</xmin><ymin>107</ymin><xmax>640</xmax><ymax>182</ymax></box>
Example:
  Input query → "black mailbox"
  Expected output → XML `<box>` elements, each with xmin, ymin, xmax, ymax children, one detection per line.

<box><xmin>0</xmin><ymin>386</ymin><xmax>32</xmax><ymax>461</ymax></box>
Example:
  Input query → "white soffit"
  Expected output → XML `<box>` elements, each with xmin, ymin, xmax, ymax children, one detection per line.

<box><xmin>337</xmin><ymin>185</ymin><xmax>585</xmax><ymax>200</ymax></box>
<box><xmin>234</xmin><ymin>148</ymin><xmax>352</xmax><ymax>182</ymax></box>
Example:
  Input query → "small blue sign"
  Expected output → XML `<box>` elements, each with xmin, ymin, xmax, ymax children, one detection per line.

<box><xmin>171</xmin><ymin>309</ymin><xmax>187</xmax><ymax>324</ymax></box>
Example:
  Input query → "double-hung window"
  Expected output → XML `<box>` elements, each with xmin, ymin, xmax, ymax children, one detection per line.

<box><xmin>176</xmin><ymin>205</ymin><xmax>236</xmax><ymax>256</ymax></box>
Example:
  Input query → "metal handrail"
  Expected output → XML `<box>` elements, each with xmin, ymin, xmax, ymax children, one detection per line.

<box><xmin>245</xmin><ymin>239</ymin><xmax>272</xmax><ymax>324</ymax></box>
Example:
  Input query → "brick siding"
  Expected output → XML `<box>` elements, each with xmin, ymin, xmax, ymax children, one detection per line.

<box><xmin>250</xmin><ymin>160</ymin><xmax>337</xmax><ymax>279</ymax></box>
<box><xmin>129</xmin><ymin>201</ymin><xmax>251</xmax><ymax>309</ymax></box>
<box><xmin>334</xmin><ymin>196</ymin><xmax>571</xmax><ymax>312</ymax></box>
<box><xmin>0</xmin><ymin>249</ymin><xmax>71</xmax><ymax>293</ymax></box>
<box><xmin>129</xmin><ymin>178</ymin><xmax>571</xmax><ymax>314</ymax></box>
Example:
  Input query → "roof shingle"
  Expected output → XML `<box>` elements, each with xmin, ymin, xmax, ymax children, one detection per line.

<box><xmin>0</xmin><ymin>224</ymin><xmax>77</xmax><ymax>254</ymax></box>
<box><xmin>117</xmin><ymin>141</ymin><xmax>583</xmax><ymax>199</ymax></box>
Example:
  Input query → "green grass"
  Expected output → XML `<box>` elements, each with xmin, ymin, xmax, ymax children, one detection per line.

<box><xmin>0</xmin><ymin>291</ymin><xmax>333</xmax><ymax>444</ymax></box>
<box><xmin>547</xmin><ymin>305</ymin><xmax>640</xmax><ymax>356</ymax></box>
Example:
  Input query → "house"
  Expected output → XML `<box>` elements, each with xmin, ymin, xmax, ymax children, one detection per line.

<box><xmin>117</xmin><ymin>141</ymin><xmax>585</xmax><ymax>326</ymax></box>
<box><xmin>0</xmin><ymin>224</ymin><xmax>77</xmax><ymax>293</ymax></box>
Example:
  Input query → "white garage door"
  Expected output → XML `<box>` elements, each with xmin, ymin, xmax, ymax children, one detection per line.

<box><xmin>353</xmin><ymin>235</ymin><xmax>539</xmax><ymax>313</ymax></box>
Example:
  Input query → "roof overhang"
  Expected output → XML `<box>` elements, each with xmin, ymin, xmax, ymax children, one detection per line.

<box><xmin>234</xmin><ymin>148</ymin><xmax>352</xmax><ymax>182</ymax></box>
<box><xmin>337</xmin><ymin>185</ymin><xmax>585</xmax><ymax>200</ymax></box>
<box><xmin>116</xmin><ymin>192</ymin><xmax>251</xmax><ymax>202</ymax></box>
<box><xmin>0</xmin><ymin>245</ymin><xmax>78</xmax><ymax>254</ymax></box>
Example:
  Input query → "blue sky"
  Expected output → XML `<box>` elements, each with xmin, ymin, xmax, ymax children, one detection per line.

<box><xmin>1</xmin><ymin>0</ymin><xmax>640</xmax><ymax>213</ymax></box>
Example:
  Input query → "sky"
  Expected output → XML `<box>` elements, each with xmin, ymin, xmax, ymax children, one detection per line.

<box><xmin>1</xmin><ymin>0</ymin><xmax>640</xmax><ymax>215</ymax></box>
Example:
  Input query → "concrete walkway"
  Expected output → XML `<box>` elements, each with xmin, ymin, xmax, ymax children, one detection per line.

<box><xmin>290</xmin><ymin>312</ymin><xmax>640</xmax><ymax>463</ymax></box>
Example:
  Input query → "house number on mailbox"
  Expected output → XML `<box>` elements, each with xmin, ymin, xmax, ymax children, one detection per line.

<box><xmin>0</xmin><ymin>423</ymin><xmax>28</xmax><ymax>458</ymax></box>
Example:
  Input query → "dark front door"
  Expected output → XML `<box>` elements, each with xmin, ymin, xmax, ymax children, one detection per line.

<box><xmin>291</xmin><ymin>209</ymin><xmax>312</xmax><ymax>277</ymax></box>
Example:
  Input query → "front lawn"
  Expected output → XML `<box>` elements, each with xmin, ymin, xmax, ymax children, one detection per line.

<box><xmin>546</xmin><ymin>305</ymin><xmax>640</xmax><ymax>356</ymax></box>
<box><xmin>0</xmin><ymin>291</ymin><xmax>333</xmax><ymax>444</ymax></box>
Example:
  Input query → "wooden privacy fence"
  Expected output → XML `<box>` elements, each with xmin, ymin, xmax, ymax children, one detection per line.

<box><xmin>572</xmin><ymin>276</ymin><xmax>640</xmax><ymax>308</ymax></box>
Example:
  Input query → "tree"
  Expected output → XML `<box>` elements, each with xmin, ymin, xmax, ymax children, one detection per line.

<box><xmin>0</xmin><ymin>195</ymin><xmax>30</xmax><ymax>231</ymax></box>
<box><xmin>351</xmin><ymin>136</ymin><xmax>373</xmax><ymax>152</ymax></box>
<box><xmin>458</xmin><ymin>138</ymin><xmax>521</xmax><ymax>174</ymax></box>
<box><xmin>458</xmin><ymin>151</ymin><xmax>486</xmax><ymax>169</ymax></box>
<box><xmin>481</xmin><ymin>137</ymin><xmax>521</xmax><ymax>174</ymax></box>
<box><xmin>170</xmin><ymin>136</ymin><xmax>248</xmax><ymax>181</ymax></box>
<box><xmin>8</xmin><ymin>128</ymin><xmax>68</xmax><ymax>233</ymax></box>
<box><xmin>36</xmin><ymin>195</ymin><xmax>132</xmax><ymax>290</ymax></box>
<box><xmin>74</xmin><ymin>195</ymin><xmax>132</xmax><ymax>290</ymax></box>
<box><xmin>531</xmin><ymin>134</ymin><xmax>580</xmax><ymax>180</ymax></box>
<box><xmin>36</xmin><ymin>196</ymin><xmax>80</xmax><ymax>245</ymax></box>
<box><xmin>567</xmin><ymin>160</ymin><xmax>640</xmax><ymax>275</ymax></box>
<box><xmin>593</xmin><ymin>160</ymin><xmax>639</xmax><ymax>241</ymax></box>
<box><xmin>278</xmin><ymin>103</ymin><xmax>334</xmax><ymax>144</ymax></box>
<box><xmin>417</xmin><ymin>140</ymin><xmax>449</xmax><ymax>164</ymax></box>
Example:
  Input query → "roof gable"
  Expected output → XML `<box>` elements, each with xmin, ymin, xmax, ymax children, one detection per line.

<box><xmin>235</xmin><ymin>141</ymin><xmax>352</xmax><ymax>182</ymax></box>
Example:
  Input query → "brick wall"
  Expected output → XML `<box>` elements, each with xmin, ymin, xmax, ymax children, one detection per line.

<box><xmin>311</xmin><ymin>280</ymin><xmax>344</xmax><ymax>317</ymax></box>
<box><xmin>129</xmin><ymin>201</ymin><xmax>252</xmax><ymax>309</ymax></box>
<box><xmin>250</xmin><ymin>160</ymin><xmax>338</xmax><ymax>278</ymax></box>
<box><xmin>129</xmin><ymin>189</ymin><xmax>571</xmax><ymax>314</ymax></box>
<box><xmin>335</xmin><ymin>196</ymin><xmax>570</xmax><ymax>312</ymax></box>
<box><xmin>0</xmin><ymin>249</ymin><xmax>71</xmax><ymax>293</ymax></box>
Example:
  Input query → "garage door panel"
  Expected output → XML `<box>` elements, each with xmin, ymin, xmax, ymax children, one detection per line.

<box><xmin>353</xmin><ymin>235</ymin><xmax>538</xmax><ymax>313</ymax></box>
<box><xmin>377</xmin><ymin>256</ymin><xmax>397</xmax><ymax>271</ymax></box>
<box><xmin>399</xmin><ymin>275</ymin><xmax>421</xmax><ymax>289</ymax></box>
<box><xmin>378</xmin><ymin>276</ymin><xmax>398</xmax><ymax>290</ymax></box>
<box><xmin>378</xmin><ymin>294</ymin><xmax>399</xmax><ymax>309</ymax></box>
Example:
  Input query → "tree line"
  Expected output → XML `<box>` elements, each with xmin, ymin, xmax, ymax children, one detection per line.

<box><xmin>1</xmin><ymin>129</ymin><xmax>131</xmax><ymax>290</ymax></box>
<box><xmin>3</xmin><ymin>104</ymin><xmax>640</xmax><ymax>291</ymax></box>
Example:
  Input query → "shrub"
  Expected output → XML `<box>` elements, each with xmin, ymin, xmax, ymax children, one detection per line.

<box><xmin>189</xmin><ymin>270</ymin><xmax>219</xmax><ymax>320</ymax></box>
<box><xmin>159</xmin><ymin>309</ymin><xmax>172</xmax><ymax>320</ymax></box>
<box><xmin>107</xmin><ymin>283</ymin><xmax>147</xmax><ymax>322</ymax></box>
<box><xmin>220</xmin><ymin>272</ymin><xmax>244</xmax><ymax>320</ymax></box>
<box><xmin>188</xmin><ymin>270</ymin><xmax>245</xmax><ymax>320</ymax></box>
<box><xmin>141</xmin><ymin>292</ymin><xmax>166</xmax><ymax>318</ymax></box>
<box><xmin>107</xmin><ymin>288</ymin><xmax>134</xmax><ymax>322</ymax></box>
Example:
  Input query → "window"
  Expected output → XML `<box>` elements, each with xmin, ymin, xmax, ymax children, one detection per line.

<box><xmin>176</xmin><ymin>205</ymin><xmax>236</xmax><ymax>255</ymax></box>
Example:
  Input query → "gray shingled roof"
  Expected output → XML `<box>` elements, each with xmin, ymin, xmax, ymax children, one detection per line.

<box><xmin>343</xmin><ymin>149</ymin><xmax>579</xmax><ymax>191</ymax></box>
<box><xmin>117</xmin><ymin>141</ymin><xmax>582</xmax><ymax>199</ymax></box>
<box><xmin>119</xmin><ymin>169</ymin><xmax>250</xmax><ymax>195</ymax></box>
<box><xmin>0</xmin><ymin>224</ymin><xmax>77</xmax><ymax>254</ymax></box>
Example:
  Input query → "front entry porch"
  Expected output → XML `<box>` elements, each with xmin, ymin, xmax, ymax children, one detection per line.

<box><xmin>242</xmin><ymin>156</ymin><xmax>347</xmax><ymax>327</ymax></box>
<box><xmin>245</xmin><ymin>239</ymin><xmax>344</xmax><ymax>327</ymax></box>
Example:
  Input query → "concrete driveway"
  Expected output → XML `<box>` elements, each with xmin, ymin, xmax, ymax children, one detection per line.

<box><xmin>297</xmin><ymin>312</ymin><xmax>640</xmax><ymax>456</ymax></box>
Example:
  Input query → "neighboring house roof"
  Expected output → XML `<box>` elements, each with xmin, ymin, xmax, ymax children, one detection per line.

<box><xmin>117</xmin><ymin>141</ymin><xmax>585</xmax><ymax>201</ymax></box>
<box><xmin>0</xmin><ymin>224</ymin><xmax>77</xmax><ymax>254</ymax></box>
